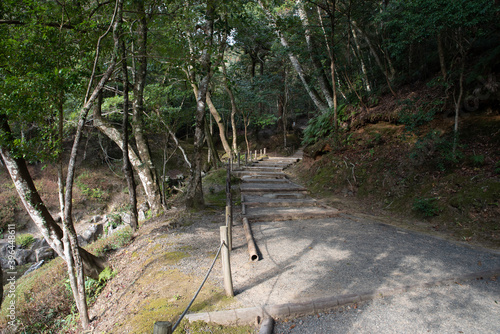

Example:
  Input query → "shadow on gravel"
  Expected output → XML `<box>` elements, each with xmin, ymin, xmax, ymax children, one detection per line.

<box><xmin>233</xmin><ymin>213</ymin><xmax>500</xmax><ymax>311</ymax></box>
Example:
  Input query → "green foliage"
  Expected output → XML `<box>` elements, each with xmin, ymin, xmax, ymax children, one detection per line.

<box><xmin>0</xmin><ymin>193</ymin><xmax>17</xmax><ymax>234</ymax></box>
<box><xmin>495</xmin><ymin>161</ymin><xmax>500</xmax><ymax>174</ymax></box>
<box><xmin>85</xmin><ymin>267</ymin><xmax>117</xmax><ymax>305</ymax></box>
<box><xmin>16</xmin><ymin>233</ymin><xmax>35</xmax><ymax>248</ymax></box>
<box><xmin>409</xmin><ymin>130</ymin><xmax>462</xmax><ymax>170</ymax></box>
<box><xmin>398</xmin><ymin>99</ymin><xmax>437</xmax><ymax>133</ymax></box>
<box><xmin>76</xmin><ymin>171</ymin><xmax>109</xmax><ymax>202</ymax></box>
<box><xmin>412</xmin><ymin>197</ymin><xmax>440</xmax><ymax>217</ymax></box>
<box><xmin>0</xmin><ymin>258</ymin><xmax>71</xmax><ymax>332</ymax></box>
<box><xmin>469</xmin><ymin>154</ymin><xmax>485</xmax><ymax>167</ymax></box>
<box><xmin>302</xmin><ymin>105</ymin><xmax>347</xmax><ymax>146</ymax></box>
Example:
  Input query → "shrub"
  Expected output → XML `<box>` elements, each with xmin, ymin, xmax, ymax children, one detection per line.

<box><xmin>16</xmin><ymin>233</ymin><xmax>35</xmax><ymax>248</ymax></box>
<box><xmin>0</xmin><ymin>194</ymin><xmax>18</xmax><ymax>234</ymax></box>
<box><xmin>85</xmin><ymin>267</ymin><xmax>117</xmax><ymax>305</ymax></box>
<box><xmin>469</xmin><ymin>154</ymin><xmax>485</xmax><ymax>167</ymax></box>
<box><xmin>412</xmin><ymin>197</ymin><xmax>440</xmax><ymax>217</ymax></box>
<box><xmin>302</xmin><ymin>104</ymin><xmax>347</xmax><ymax>146</ymax></box>
<box><xmin>0</xmin><ymin>258</ymin><xmax>71</xmax><ymax>333</ymax></box>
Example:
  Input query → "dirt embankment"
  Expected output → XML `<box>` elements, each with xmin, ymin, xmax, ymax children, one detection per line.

<box><xmin>290</xmin><ymin>112</ymin><xmax>500</xmax><ymax>251</ymax></box>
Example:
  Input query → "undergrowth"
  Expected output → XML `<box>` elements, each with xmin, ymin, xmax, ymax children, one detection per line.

<box><xmin>0</xmin><ymin>226</ymin><xmax>133</xmax><ymax>333</ymax></box>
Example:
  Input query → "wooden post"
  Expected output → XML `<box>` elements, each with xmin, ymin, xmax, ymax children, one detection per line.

<box><xmin>153</xmin><ymin>321</ymin><xmax>172</xmax><ymax>334</ymax></box>
<box><xmin>254</xmin><ymin>150</ymin><xmax>257</xmax><ymax>160</ymax></box>
<box><xmin>260</xmin><ymin>149</ymin><xmax>263</xmax><ymax>156</ymax></box>
<box><xmin>237</xmin><ymin>151</ymin><xmax>241</xmax><ymax>168</ymax></box>
<box><xmin>245</xmin><ymin>152</ymin><xmax>248</xmax><ymax>165</ymax></box>
<box><xmin>264</xmin><ymin>147</ymin><xmax>267</xmax><ymax>156</ymax></box>
<box><xmin>226</xmin><ymin>206</ymin><xmax>232</xmax><ymax>251</ymax></box>
<box><xmin>220</xmin><ymin>226</ymin><xmax>234</xmax><ymax>297</ymax></box>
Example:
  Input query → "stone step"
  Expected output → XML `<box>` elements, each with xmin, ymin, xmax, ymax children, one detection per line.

<box><xmin>242</xmin><ymin>194</ymin><xmax>317</xmax><ymax>203</ymax></box>
<box><xmin>251</xmin><ymin>162</ymin><xmax>293</xmax><ymax>167</ymax></box>
<box><xmin>232</xmin><ymin>171</ymin><xmax>287</xmax><ymax>178</ymax></box>
<box><xmin>241</xmin><ymin>178</ymin><xmax>290</xmax><ymax>184</ymax></box>
<box><xmin>240</xmin><ymin>182</ymin><xmax>308</xmax><ymax>193</ymax></box>
<box><xmin>243</xmin><ymin>166</ymin><xmax>284</xmax><ymax>172</ymax></box>
<box><xmin>244</xmin><ymin>206</ymin><xmax>339</xmax><ymax>222</ymax></box>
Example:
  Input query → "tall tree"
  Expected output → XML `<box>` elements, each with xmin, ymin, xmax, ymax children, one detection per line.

<box><xmin>184</xmin><ymin>0</ymin><xmax>216</xmax><ymax>208</ymax></box>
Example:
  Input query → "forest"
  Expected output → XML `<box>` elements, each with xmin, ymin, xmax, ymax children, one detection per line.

<box><xmin>0</xmin><ymin>0</ymin><xmax>499</xmax><ymax>332</ymax></box>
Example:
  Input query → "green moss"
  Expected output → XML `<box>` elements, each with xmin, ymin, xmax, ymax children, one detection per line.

<box><xmin>124</xmin><ymin>269</ymin><xmax>240</xmax><ymax>334</ymax></box>
<box><xmin>178</xmin><ymin>245</ymin><xmax>194</xmax><ymax>252</ymax></box>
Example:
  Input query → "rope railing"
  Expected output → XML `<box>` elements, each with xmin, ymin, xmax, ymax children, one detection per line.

<box><xmin>171</xmin><ymin>240</ymin><xmax>224</xmax><ymax>331</ymax></box>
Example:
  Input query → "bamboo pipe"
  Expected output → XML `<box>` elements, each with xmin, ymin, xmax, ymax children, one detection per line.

<box><xmin>243</xmin><ymin>217</ymin><xmax>259</xmax><ymax>262</ymax></box>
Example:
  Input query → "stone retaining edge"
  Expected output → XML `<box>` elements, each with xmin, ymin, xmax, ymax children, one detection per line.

<box><xmin>185</xmin><ymin>268</ymin><xmax>500</xmax><ymax>326</ymax></box>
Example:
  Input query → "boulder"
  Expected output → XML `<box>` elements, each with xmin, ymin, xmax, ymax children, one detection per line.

<box><xmin>35</xmin><ymin>247</ymin><xmax>54</xmax><ymax>262</ymax></box>
<box><xmin>30</xmin><ymin>238</ymin><xmax>49</xmax><ymax>251</ymax></box>
<box><xmin>138</xmin><ymin>210</ymin><xmax>146</xmax><ymax>222</ymax></box>
<box><xmin>24</xmin><ymin>260</ymin><xmax>45</xmax><ymax>276</ymax></box>
<box><xmin>82</xmin><ymin>223</ymin><xmax>104</xmax><ymax>244</ymax></box>
<box><xmin>14</xmin><ymin>249</ymin><xmax>33</xmax><ymax>266</ymax></box>
<box><xmin>77</xmin><ymin>235</ymin><xmax>88</xmax><ymax>247</ymax></box>
<box><xmin>120</xmin><ymin>212</ymin><xmax>131</xmax><ymax>226</ymax></box>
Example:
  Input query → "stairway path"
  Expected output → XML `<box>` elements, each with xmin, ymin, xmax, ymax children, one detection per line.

<box><xmin>239</xmin><ymin>151</ymin><xmax>339</xmax><ymax>223</ymax></box>
<box><xmin>185</xmin><ymin>150</ymin><xmax>500</xmax><ymax>331</ymax></box>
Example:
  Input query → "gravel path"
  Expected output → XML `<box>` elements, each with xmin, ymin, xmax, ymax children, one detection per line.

<box><xmin>183</xmin><ymin>153</ymin><xmax>500</xmax><ymax>333</ymax></box>
<box><xmin>230</xmin><ymin>214</ymin><xmax>500</xmax><ymax>307</ymax></box>
<box><xmin>273</xmin><ymin>278</ymin><xmax>500</xmax><ymax>334</ymax></box>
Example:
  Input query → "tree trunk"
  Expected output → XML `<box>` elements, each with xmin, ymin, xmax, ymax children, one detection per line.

<box><xmin>185</xmin><ymin>4</ymin><xmax>215</xmax><ymax>209</ymax></box>
<box><xmin>352</xmin><ymin>20</ymin><xmax>396</xmax><ymax>95</ymax></box>
<box><xmin>297</xmin><ymin>1</ymin><xmax>334</xmax><ymax>108</ymax></box>
<box><xmin>57</xmin><ymin>95</ymin><xmax>65</xmax><ymax>220</ymax></box>
<box><xmin>131</xmin><ymin>1</ymin><xmax>163</xmax><ymax>215</ymax></box>
<box><xmin>329</xmin><ymin>0</ymin><xmax>339</xmax><ymax>135</ymax></box>
<box><xmin>258</xmin><ymin>0</ymin><xmax>329</xmax><ymax>113</ymax></box>
<box><xmin>206</xmin><ymin>92</ymin><xmax>232</xmax><ymax>156</ymax></box>
<box><xmin>222</xmin><ymin>61</ymin><xmax>238</xmax><ymax>153</ymax></box>
<box><xmin>93</xmin><ymin>99</ymin><xmax>161</xmax><ymax>215</ymax></box>
<box><xmin>241</xmin><ymin>110</ymin><xmax>251</xmax><ymax>156</ymax></box>
<box><xmin>453</xmin><ymin>59</ymin><xmax>465</xmax><ymax>157</ymax></box>
<box><xmin>437</xmin><ymin>31</ymin><xmax>447</xmax><ymax>81</ymax></box>
<box><xmin>351</xmin><ymin>27</ymin><xmax>371</xmax><ymax>92</ymax></box>
<box><xmin>121</xmin><ymin>39</ymin><xmax>138</xmax><ymax>231</ymax></box>
<box><xmin>204</xmin><ymin>118</ymin><xmax>221</xmax><ymax>166</ymax></box>
<box><xmin>61</xmin><ymin>4</ymin><xmax>123</xmax><ymax>328</ymax></box>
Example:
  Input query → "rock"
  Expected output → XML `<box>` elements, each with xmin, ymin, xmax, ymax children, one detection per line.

<box><xmin>14</xmin><ymin>249</ymin><xmax>33</xmax><ymax>266</ymax></box>
<box><xmin>120</xmin><ymin>212</ymin><xmax>131</xmax><ymax>226</ymax></box>
<box><xmin>77</xmin><ymin>234</ymin><xmax>88</xmax><ymax>246</ymax></box>
<box><xmin>30</xmin><ymin>238</ymin><xmax>49</xmax><ymax>251</ymax></box>
<box><xmin>139</xmin><ymin>202</ymin><xmax>149</xmax><ymax>212</ymax></box>
<box><xmin>35</xmin><ymin>247</ymin><xmax>54</xmax><ymax>262</ymax></box>
<box><xmin>82</xmin><ymin>223</ymin><xmax>104</xmax><ymax>244</ymax></box>
<box><xmin>91</xmin><ymin>215</ymin><xmax>104</xmax><ymax>224</ymax></box>
<box><xmin>28</xmin><ymin>250</ymin><xmax>37</xmax><ymax>263</ymax></box>
<box><xmin>24</xmin><ymin>260</ymin><xmax>45</xmax><ymax>276</ymax></box>
<box><xmin>138</xmin><ymin>210</ymin><xmax>146</xmax><ymax>222</ymax></box>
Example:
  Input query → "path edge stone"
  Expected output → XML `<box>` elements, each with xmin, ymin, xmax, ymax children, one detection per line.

<box><xmin>184</xmin><ymin>268</ymin><xmax>500</xmax><ymax>326</ymax></box>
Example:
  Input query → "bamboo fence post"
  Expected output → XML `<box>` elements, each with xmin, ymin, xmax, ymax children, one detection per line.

<box><xmin>153</xmin><ymin>321</ymin><xmax>172</xmax><ymax>334</ymax></box>
<box><xmin>226</xmin><ymin>206</ymin><xmax>232</xmax><ymax>251</ymax></box>
<box><xmin>226</xmin><ymin>162</ymin><xmax>232</xmax><ymax>250</ymax></box>
<box><xmin>220</xmin><ymin>226</ymin><xmax>234</xmax><ymax>296</ymax></box>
